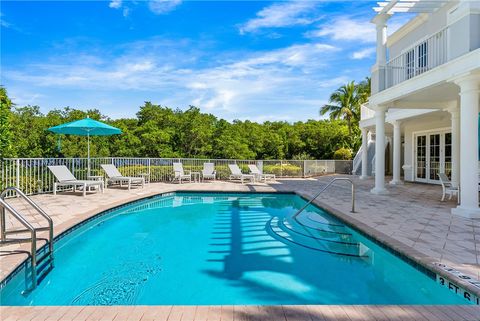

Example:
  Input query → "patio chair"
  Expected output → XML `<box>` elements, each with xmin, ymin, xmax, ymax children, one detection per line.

<box><xmin>101</xmin><ymin>164</ymin><xmax>145</xmax><ymax>190</ymax></box>
<box><xmin>48</xmin><ymin>165</ymin><xmax>104</xmax><ymax>197</ymax></box>
<box><xmin>173</xmin><ymin>162</ymin><xmax>192</xmax><ymax>184</ymax></box>
<box><xmin>228</xmin><ymin>164</ymin><xmax>255</xmax><ymax>184</ymax></box>
<box><xmin>202</xmin><ymin>163</ymin><xmax>216</xmax><ymax>181</ymax></box>
<box><xmin>248</xmin><ymin>164</ymin><xmax>276</xmax><ymax>182</ymax></box>
<box><xmin>438</xmin><ymin>173</ymin><xmax>459</xmax><ymax>203</ymax></box>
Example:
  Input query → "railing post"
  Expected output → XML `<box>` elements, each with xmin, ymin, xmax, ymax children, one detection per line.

<box><xmin>15</xmin><ymin>159</ymin><xmax>20</xmax><ymax>190</ymax></box>
<box><xmin>303</xmin><ymin>160</ymin><xmax>307</xmax><ymax>178</ymax></box>
<box><xmin>148</xmin><ymin>158</ymin><xmax>151</xmax><ymax>182</ymax></box>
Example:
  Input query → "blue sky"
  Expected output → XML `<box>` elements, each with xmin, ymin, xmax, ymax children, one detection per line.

<box><xmin>1</xmin><ymin>1</ymin><xmax>409</xmax><ymax>122</ymax></box>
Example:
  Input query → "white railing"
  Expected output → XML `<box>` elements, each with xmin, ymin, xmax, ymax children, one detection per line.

<box><xmin>360</xmin><ymin>104</ymin><xmax>375</xmax><ymax>121</ymax></box>
<box><xmin>382</xmin><ymin>27</ymin><xmax>449</xmax><ymax>90</ymax></box>
<box><xmin>0</xmin><ymin>158</ymin><xmax>353</xmax><ymax>196</ymax></box>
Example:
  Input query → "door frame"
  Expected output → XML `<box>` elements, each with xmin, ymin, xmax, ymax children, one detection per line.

<box><xmin>412</xmin><ymin>127</ymin><xmax>451</xmax><ymax>184</ymax></box>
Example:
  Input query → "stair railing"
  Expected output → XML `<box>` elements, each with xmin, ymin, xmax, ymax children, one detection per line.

<box><xmin>0</xmin><ymin>187</ymin><xmax>54</xmax><ymax>290</ymax></box>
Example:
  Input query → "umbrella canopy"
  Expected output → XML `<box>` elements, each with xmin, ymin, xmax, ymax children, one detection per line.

<box><xmin>48</xmin><ymin>117</ymin><xmax>122</xmax><ymax>175</ymax></box>
<box><xmin>48</xmin><ymin>117</ymin><xmax>121</xmax><ymax>136</ymax></box>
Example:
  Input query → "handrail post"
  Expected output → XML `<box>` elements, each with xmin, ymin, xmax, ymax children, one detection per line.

<box><xmin>351</xmin><ymin>182</ymin><xmax>355</xmax><ymax>213</ymax></box>
<box><xmin>30</xmin><ymin>229</ymin><xmax>37</xmax><ymax>289</ymax></box>
<box><xmin>0</xmin><ymin>205</ymin><xmax>6</xmax><ymax>242</ymax></box>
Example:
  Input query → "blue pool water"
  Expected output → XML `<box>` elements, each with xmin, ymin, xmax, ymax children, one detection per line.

<box><xmin>0</xmin><ymin>192</ymin><xmax>468</xmax><ymax>305</ymax></box>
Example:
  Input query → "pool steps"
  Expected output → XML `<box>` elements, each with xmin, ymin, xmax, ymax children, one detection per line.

<box><xmin>268</xmin><ymin>215</ymin><xmax>370</xmax><ymax>258</ymax></box>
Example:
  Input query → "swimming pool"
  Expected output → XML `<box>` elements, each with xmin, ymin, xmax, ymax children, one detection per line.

<box><xmin>0</xmin><ymin>192</ymin><xmax>469</xmax><ymax>305</ymax></box>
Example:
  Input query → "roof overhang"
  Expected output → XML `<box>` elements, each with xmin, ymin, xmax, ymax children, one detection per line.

<box><xmin>374</xmin><ymin>0</ymin><xmax>448</xmax><ymax>15</ymax></box>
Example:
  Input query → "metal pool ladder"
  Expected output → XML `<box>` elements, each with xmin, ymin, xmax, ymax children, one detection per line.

<box><xmin>293</xmin><ymin>178</ymin><xmax>355</xmax><ymax>219</ymax></box>
<box><xmin>0</xmin><ymin>187</ymin><xmax>54</xmax><ymax>290</ymax></box>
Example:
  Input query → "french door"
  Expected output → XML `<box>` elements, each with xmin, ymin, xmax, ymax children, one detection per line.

<box><xmin>415</xmin><ymin>131</ymin><xmax>451</xmax><ymax>183</ymax></box>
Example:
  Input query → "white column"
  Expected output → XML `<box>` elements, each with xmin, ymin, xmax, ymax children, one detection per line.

<box><xmin>452</xmin><ymin>75</ymin><xmax>480</xmax><ymax>218</ymax></box>
<box><xmin>389</xmin><ymin>120</ymin><xmax>402</xmax><ymax>185</ymax></box>
<box><xmin>371</xmin><ymin>106</ymin><xmax>388</xmax><ymax>194</ymax></box>
<box><xmin>360</xmin><ymin>128</ymin><xmax>369</xmax><ymax>179</ymax></box>
<box><xmin>446</xmin><ymin>104</ymin><xmax>460</xmax><ymax>188</ymax></box>
<box><xmin>374</xmin><ymin>13</ymin><xmax>389</xmax><ymax>66</ymax></box>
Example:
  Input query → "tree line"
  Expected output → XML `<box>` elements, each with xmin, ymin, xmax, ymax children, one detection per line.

<box><xmin>0</xmin><ymin>79</ymin><xmax>368</xmax><ymax>160</ymax></box>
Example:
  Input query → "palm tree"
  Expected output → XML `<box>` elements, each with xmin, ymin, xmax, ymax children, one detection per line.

<box><xmin>320</xmin><ymin>81</ymin><xmax>360</xmax><ymax>138</ymax></box>
<box><xmin>356</xmin><ymin>77</ymin><xmax>371</xmax><ymax>105</ymax></box>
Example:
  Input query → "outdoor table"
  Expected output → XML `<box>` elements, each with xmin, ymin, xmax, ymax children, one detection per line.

<box><xmin>191</xmin><ymin>172</ymin><xmax>201</xmax><ymax>183</ymax></box>
<box><xmin>87</xmin><ymin>175</ymin><xmax>104</xmax><ymax>190</ymax></box>
<box><xmin>139</xmin><ymin>173</ymin><xmax>150</xmax><ymax>184</ymax></box>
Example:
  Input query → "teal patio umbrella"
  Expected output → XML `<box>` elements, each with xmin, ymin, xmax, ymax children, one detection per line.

<box><xmin>48</xmin><ymin>117</ymin><xmax>122</xmax><ymax>175</ymax></box>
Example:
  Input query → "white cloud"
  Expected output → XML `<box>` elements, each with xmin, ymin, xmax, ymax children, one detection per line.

<box><xmin>306</xmin><ymin>15</ymin><xmax>407</xmax><ymax>43</ymax></box>
<box><xmin>352</xmin><ymin>47</ymin><xmax>375</xmax><ymax>59</ymax></box>
<box><xmin>4</xmin><ymin>38</ymin><xmax>348</xmax><ymax>120</ymax></box>
<box><xmin>108</xmin><ymin>0</ymin><xmax>181</xmax><ymax>17</ymax></box>
<box><xmin>239</xmin><ymin>1</ymin><xmax>321</xmax><ymax>34</ymax></box>
<box><xmin>306</xmin><ymin>17</ymin><xmax>375</xmax><ymax>43</ymax></box>
<box><xmin>109</xmin><ymin>0</ymin><xmax>122</xmax><ymax>9</ymax></box>
<box><xmin>148</xmin><ymin>0</ymin><xmax>182</xmax><ymax>15</ymax></box>
<box><xmin>1</xmin><ymin>12</ymin><xmax>13</xmax><ymax>29</ymax></box>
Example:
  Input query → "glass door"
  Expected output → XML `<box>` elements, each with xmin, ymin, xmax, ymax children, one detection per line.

<box><xmin>416</xmin><ymin>135</ymin><xmax>427</xmax><ymax>180</ymax></box>
<box><xmin>444</xmin><ymin>133</ymin><xmax>452</xmax><ymax>179</ymax></box>
<box><xmin>429</xmin><ymin>134</ymin><xmax>441</xmax><ymax>181</ymax></box>
<box><xmin>415</xmin><ymin>131</ymin><xmax>451</xmax><ymax>183</ymax></box>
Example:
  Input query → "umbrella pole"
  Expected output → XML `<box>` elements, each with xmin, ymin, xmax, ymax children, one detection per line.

<box><xmin>87</xmin><ymin>132</ymin><xmax>90</xmax><ymax>177</ymax></box>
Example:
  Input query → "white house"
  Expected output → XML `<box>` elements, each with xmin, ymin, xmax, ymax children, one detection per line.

<box><xmin>359</xmin><ymin>0</ymin><xmax>480</xmax><ymax>218</ymax></box>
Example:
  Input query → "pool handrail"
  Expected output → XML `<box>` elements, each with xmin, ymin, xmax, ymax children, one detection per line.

<box><xmin>292</xmin><ymin>178</ymin><xmax>355</xmax><ymax>219</ymax></box>
<box><xmin>0</xmin><ymin>186</ymin><xmax>55</xmax><ymax>290</ymax></box>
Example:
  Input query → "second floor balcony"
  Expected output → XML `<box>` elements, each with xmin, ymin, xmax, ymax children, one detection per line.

<box><xmin>371</xmin><ymin>1</ymin><xmax>480</xmax><ymax>96</ymax></box>
<box><xmin>382</xmin><ymin>27</ymin><xmax>448</xmax><ymax>90</ymax></box>
<box><xmin>374</xmin><ymin>26</ymin><xmax>451</xmax><ymax>93</ymax></box>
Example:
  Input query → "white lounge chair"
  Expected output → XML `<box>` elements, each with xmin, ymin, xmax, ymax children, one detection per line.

<box><xmin>48</xmin><ymin>165</ymin><xmax>104</xmax><ymax>197</ymax></box>
<box><xmin>228</xmin><ymin>164</ymin><xmax>255</xmax><ymax>184</ymax></box>
<box><xmin>248</xmin><ymin>164</ymin><xmax>276</xmax><ymax>182</ymax></box>
<box><xmin>438</xmin><ymin>173</ymin><xmax>459</xmax><ymax>203</ymax></box>
<box><xmin>202</xmin><ymin>163</ymin><xmax>216</xmax><ymax>181</ymax></box>
<box><xmin>101</xmin><ymin>164</ymin><xmax>145</xmax><ymax>190</ymax></box>
<box><xmin>173</xmin><ymin>162</ymin><xmax>192</xmax><ymax>184</ymax></box>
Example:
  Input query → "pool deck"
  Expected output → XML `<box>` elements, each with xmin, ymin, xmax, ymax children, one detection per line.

<box><xmin>1</xmin><ymin>175</ymin><xmax>479</xmax><ymax>320</ymax></box>
<box><xmin>2</xmin><ymin>305</ymin><xmax>480</xmax><ymax>321</ymax></box>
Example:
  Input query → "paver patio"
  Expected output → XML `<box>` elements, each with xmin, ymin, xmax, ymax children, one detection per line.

<box><xmin>1</xmin><ymin>175</ymin><xmax>479</xmax><ymax>320</ymax></box>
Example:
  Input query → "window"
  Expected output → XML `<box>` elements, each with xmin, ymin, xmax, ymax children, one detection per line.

<box><xmin>417</xmin><ymin>41</ymin><xmax>428</xmax><ymax>73</ymax></box>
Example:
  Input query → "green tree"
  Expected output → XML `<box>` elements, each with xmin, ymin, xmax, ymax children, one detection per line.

<box><xmin>356</xmin><ymin>77</ymin><xmax>371</xmax><ymax>105</ymax></box>
<box><xmin>3</xmin><ymin>80</ymin><xmax>370</xmax><ymax>161</ymax></box>
<box><xmin>0</xmin><ymin>87</ymin><xmax>13</xmax><ymax>158</ymax></box>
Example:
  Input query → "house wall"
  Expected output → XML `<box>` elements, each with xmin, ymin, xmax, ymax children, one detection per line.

<box><xmin>402</xmin><ymin>113</ymin><xmax>451</xmax><ymax>182</ymax></box>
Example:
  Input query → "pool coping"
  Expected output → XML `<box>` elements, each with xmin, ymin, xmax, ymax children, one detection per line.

<box><xmin>1</xmin><ymin>188</ymin><xmax>479</xmax><ymax>305</ymax></box>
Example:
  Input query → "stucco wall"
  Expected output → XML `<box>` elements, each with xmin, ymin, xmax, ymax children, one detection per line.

<box><xmin>402</xmin><ymin>113</ymin><xmax>451</xmax><ymax>182</ymax></box>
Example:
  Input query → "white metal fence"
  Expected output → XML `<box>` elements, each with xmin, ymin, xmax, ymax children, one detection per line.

<box><xmin>0</xmin><ymin>158</ymin><xmax>353</xmax><ymax>196</ymax></box>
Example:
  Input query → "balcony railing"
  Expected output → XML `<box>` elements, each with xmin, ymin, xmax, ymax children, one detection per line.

<box><xmin>380</xmin><ymin>27</ymin><xmax>449</xmax><ymax>90</ymax></box>
<box><xmin>0</xmin><ymin>157</ymin><xmax>353</xmax><ymax>197</ymax></box>
<box><xmin>360</xmin><ymin>104</ymin><xmax>375</xmax><ymax>120</ymax></box>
